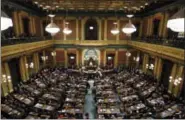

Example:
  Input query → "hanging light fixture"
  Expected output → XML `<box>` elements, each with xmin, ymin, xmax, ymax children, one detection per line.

<box><xmin>1</xmin><ymin>10</ymin><xmax>13</xmax><ymax>31</ymax></box>
<box><xmin>45</xmin><ymin>14</ymin><xmax>60</xmax><ymax>36</ymax></box>
<box><xmin>111</xmin><ymin>22</ymin><xmax>120</xmax><ymax>35</ymax></box>
<box><xmin>167</xmin><ymin>8</ymin><xmax>184</xmax><ymax>33</ymax></box>
<box><xmin>122</xmin><ymin>14</ymin><xmax>136</xmax><ymax>35</ymax></box>
<box><xmin>63</xmin><ymin>22</ymin><xmax>72</xmax><ymax>35</ymax></box>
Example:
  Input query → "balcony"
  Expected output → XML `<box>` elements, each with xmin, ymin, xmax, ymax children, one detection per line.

<box><xmin>132</xmin><ymin>36</ymin><xmax>185</xmax><ymax>49</ymax></box>
<box><xmin>1</xmin><ymin>36</ymin><xmax>52</xmax><ymax>46</ymax></box>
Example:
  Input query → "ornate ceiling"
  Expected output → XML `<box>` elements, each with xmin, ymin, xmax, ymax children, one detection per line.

<box><xmin>13</xmin><ymin>0</ymin><xmax>176</xmax><ymax>13</ymax></box>
<box><xmin>2</xmin><ymin>0</ymin><xmax>179</xmax><ymax>16</ymax></box>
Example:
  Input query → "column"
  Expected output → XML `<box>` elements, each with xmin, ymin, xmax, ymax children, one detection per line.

<box><xmin>153</xmin><ymin>57</ymin><xmax>159</xmax><ymax>78</ymax></box>
<box><xmin>139</xmin><ymin>21</ymin><xmax>143</xmax><ymax>37</ymax></box>
<box><xmin>64</xmin><ymin>49</ymin><xmax>68</xmax><ymax>68</ymax></box>
<box><xmin>98</xmin><ymin>18</ymin><xmax>102</xmax><ymax>40</ymax></box>
<box><xmin>19</xmin><ymin>56</ymin><xmax>27</xmax><ymax>81</ymax></box>
<box><xmin>40</xmin><ymin>19</ymin><xmax>44</xmax><ymax>37</ymax></box>
<box><xmin>126</xmin><ymin>54</ymin><xmax>129</xmax><ymax>67</ymax></box>
<box><xmin>116</xmin><ymin>19</ymin><xmax>120</xmax><ymax>42</ymax></box>
<box><xmin>1</xmin><ymin>64</ymin><xmax>9</xmax><ymax>96</ymax></box>
<box><xmin>162</xmin><ymin>12</ymin><xmax>169</xmax><ymax>38</ymax></box>
<box><xmin>13</xmin><ymin>11</ymin><xmax>20</xmax><ymax>37</ymax></box>
<box><xmin>81</xmin><ymin>18</ymin><xmax>84</xmax><ymax>40</ymax></box>
<box><xmin>104</xmin><ymin>19</ymin><xmax>107</xmax><ymax>40</ymax></box>
<box><xmin>173</xmin><ymin>65</ymin><xmax>184</xmax><ymax>97</ymax></box>
<box><xmin>4</xmin><ymin>63</ymin><xmax>13</xmax><ymax>93</ymax></box>
<box><xmin>23</xmin><ymin>56</ymin><xmax>29</xmax><ymax>80</ymax></box>
<box><xmin>114</xmin><ymin>49</ymin><xmax>118</xmax><ymax>68</ymax></box>
<box><xmin>156</xmin><ymin>58</ymin><xmax>163</xmax><ymax>81</ymax></box>
<box><xmin>32</xmin><ymin>17</ymin><xmax>36</xmax><ymax>34</ymax></box>
<box><xmin>168</xmin><ymin>63</ymin><xmax>177</xmax><ymax>93</ymax></box>
<box><xmin>142</xmin><ymin>54</ymin><xmax>149</xmax><ymax>73</ymax></box>
<box><xmin>76</xmin><ymin>18</ymin><xmax>79</xmax><ymax>40</ymax></box>
<box><xmin>159</xmin><ymin>14</ymin><xmax>164</xmax><ymax>37</ymax></box>
<box><xmin>33</xmin><ymin>53</ymin><xmax>39</xmax><ymax>73</ymax></box>
<box><xmin>18</xmin><ymin>12</ymin><xmax>23</xmax><ymax>34</ymax></box>
<box><xmin>104</xmin><ymin>50</ymin><xmax>107</xmax><ymax>66</ymax></box>
<box><xmin>136</xmin><ymin>51</ymin><xmax>140</xmax><ymax>68</ymax></box>
<box><xmin>29</xmin><ymin>16</ymin><xmax>34</xmax><ymax>34</ymax></box>
<box><xmin>63</xmin><ymin>20</ymin><xmax>66</xmax><ymax>40</ymax></box>
<box><xmin>76</xmin><ymin>49</ymin><xmax>79</xmax><ymax>67</ymax></box>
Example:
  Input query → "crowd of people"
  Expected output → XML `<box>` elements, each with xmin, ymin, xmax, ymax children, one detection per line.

<box><xmin>1</xmin><ymin>66</ymin><xmax>185</xmax><ymax>119</ymax></box>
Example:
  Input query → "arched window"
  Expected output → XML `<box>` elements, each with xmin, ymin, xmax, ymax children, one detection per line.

<box><xmin>85</xmin><ymin>19</ymin><xmax>98</xmax><ymax>40</ymax></box>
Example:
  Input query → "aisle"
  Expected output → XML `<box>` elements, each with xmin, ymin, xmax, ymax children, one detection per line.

<box><xmin>84</xmin><ymin>88</ymin><xmax>96</xmax><ymax>119</ymax></box>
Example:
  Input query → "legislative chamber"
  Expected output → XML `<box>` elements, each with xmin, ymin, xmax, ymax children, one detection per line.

<box><xmin>1</xmin><ymin>0</ymin><xmax>185</xmax><ymax>119</ymax></box>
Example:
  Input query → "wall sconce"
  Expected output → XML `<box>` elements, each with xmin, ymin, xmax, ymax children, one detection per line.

<box><xmin>41</xmin><ymin>56</ymin><xmax>48</xmax><ymax>61</ymax></box>
<box><xmin>25</xmin><ymin>62</ymin><xmax>34</xmax><ymax>69</ymax></box>
<box><xmin>7</xmin><ymin>75</ymin><xmax>11</xmax><ymax>82</ymax></box>
<box><xmin>133</xmin><ymin>57</ymin><xmax>140</xmax><ymax>62</ymax></box>
<box><xmin>51</xmin><ymin>51</ymin><xmax>56</xmax><ymax>57</ymax></box>
<box><xmin>146</xmin><ymin>63</ymin><xmax>154</xmax><ymax>70</ymax></box>
<box><xmin>108</xmin><ymin>56</ymin><xmax>112</xmax><ymax>60</ymax></box>
<box><xmin>30</xmin><ymin>62</ymin><xmax>34</xmax><ymax>68</ymax></box>
<box><xmin>126</xmin><ymin>51</ymin><xmax>131</xmax><ymax>57</ymax></box>
<box><xmin>70</xmin><ymin>56</ymin><xmax>75</xmax><ymax>59</ymax></box>
<box><xmin>2</xmin><ymin>74</ymin><xmax>7</xmax><ymax>83</ymax></box>
<box><xmin>169</xmin><ymin>76</ymin><xmax>182</xmax><ymax>86</ymax></box>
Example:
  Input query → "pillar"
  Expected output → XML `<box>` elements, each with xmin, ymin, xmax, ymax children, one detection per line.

<box><xmin>136</xmin><ymin>51</ymin><xmax>140</xmax><ymax>68</ymax></box>
<box><xmin>24</xmin><ymin>56</ymin><xmax>29</xmax><ymax>80</ymax></box>
<box><xmin>19</xmin><ymin>56</ymin><xmax>27</xmax><ymax>81</ymax></box>
<box><xmin>104</xmin><ymin>50</ymin><xmax>107</xmax><ymax>66</ymax></box>
<box><xmin>64</xmin><ymin>49</ymin><xmax>68</xmax><ymax>68</ymax></box>
<box><xmin>18</xmin><ymin>12</ymin><xmax>23</xmax><ymax>34</ymax></box>
<box><xmin>13</xmin><ymin>11</ymin><xmax>20</xmax><ymax>36</ymax></box>
<box><xmin>4</xmin><ymin>63</ymin><xmax>13</xmax><ymax>93</ymax></box>
<box><xmin>76</xmin><ymin>19</ymin><xmax>79</xmax><ymax>40</ymax></box>
<box><xmin>63</xmin><ymin>20</ymin><xmax>66</xmax><ymax>40</ymax></box>
<box><xmin>162</xmin><ymin>12</ymin><xmax>169</xmax><ymax>38</ymax></box>
<box><xmin>76</xmin><ymin>49</ymin><xmax>79</xmax><ymax>67</ymax></box>
<box><xmin>142</xmin><ymin>54</ymin><xmax>149</xmax><ymax>73</ymax></box>
<box><xmin>42</xmin><ymin>51</ymin><xmax>46</xmax><ymax>66</ymax></box>
<box><xmin>33</xmin><ymin>53</ymin><xmax>39</xmax><ymax>73</ymax></box>
<box><xmin>98</xmin><ymin>18</ymin><xmax>102</xmax><ymax>41</ymax></box>
<box><xmin>168</xmin><ymin>63</ymin><xmax>177</xmax><ymax>93</ymax></box>
<box><xmin>114</xmin><ymin>49</ymin><xmax>118</xmax><ymax>68</ymax></box>
<box><xmin>139</xmin><ymin>21</ymin><xmax>143</xmax><ymax>37</ymax></box>
<box><xmin>173</xmin><ymin>65</ymin><xmax>184</xmax><ymax>97</ymax></box>
<box><xmin>40</xmin><ymin>19</ymin><xmax>44</xmax><ymax>37</ymax></box>
<box><xmin>104</xmin><ymin>19</ymin><xmax>107</xmax><ymax>40</ymax></box>
<box><xmin>153</xmin><ymin>57</ymin><xmax>159</xmax><ymax>77</ymax></box>
<box><xmin>159</xmin><ymin>14</ymin><xmax>164</xmax><ymax>37</ymax></box>
<box><xmin>156</xmin><ymin>58</ymin><xmax>163</xmax><ymax>81</ymax></box>
<box><xmin>1</xmin><ymin>64</ymin><xmax>9</xmax><ymax>96</ymax></box>
<box><xmin>81</xmin><ymin>18</ymin><xmax>84</xmax><ymax>40</ymax></box>
<box><xmin>116</xmin><ymin>19</ymin><xmax>120</xmax><ymax>42</ymax></box>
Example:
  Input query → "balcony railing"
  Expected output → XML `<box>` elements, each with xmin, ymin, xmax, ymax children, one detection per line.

<box><xmin>132</xmin><ymin>37</ymin><xmax>185</xmax><ymax>49</ymax></box>
<box><xmin>1</xmin><ymin>36</ymin><xmax>52</xmax><ymax>46</ymax></box>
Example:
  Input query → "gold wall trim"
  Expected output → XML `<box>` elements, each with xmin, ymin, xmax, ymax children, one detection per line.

<box><xmin>54</xmin><ymin>40</ymin><xmax>127</xmax><ymax>46</ymax></box>
<box><xmin>2</xmin><ymin>40</ymin><xmax>53</xmax><ymax>60</ymax></box>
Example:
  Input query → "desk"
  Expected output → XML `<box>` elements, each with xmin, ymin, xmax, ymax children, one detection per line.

<box><xmin>34</xmin><ymin>103</ymin><xmax>55</xmax><ymax>111</ymax></box>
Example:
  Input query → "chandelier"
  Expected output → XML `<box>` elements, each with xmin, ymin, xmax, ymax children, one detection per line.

<box><xmin>63</xmin><ymin>22</ymin><xmax>72</xmax><ymax>35</ymax></box>
<box><xmin>122</xmin><ymin>14</ymin><xmax>136</xmax><ymax>35</ymax></box>
<box><xmin>1</xmin><ymin>10</ymin><xmax>13</xmax><ymax>31</ymax></box>
<box><xmin>111</xmin><ymin>22</ymin><xmax>120</xmax><ymax>35</ymax></box>
<box><xmin>167</xmin><ymin>8</ymin><xmax>184</xmax><ymax>33</ymax></box>
<box><xmin>45</xmin><ymin>14</ymin><xmax>60</xmax><ymax>36</ymax></box>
